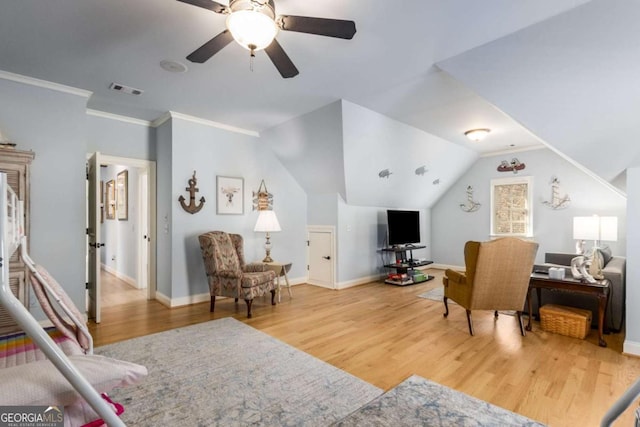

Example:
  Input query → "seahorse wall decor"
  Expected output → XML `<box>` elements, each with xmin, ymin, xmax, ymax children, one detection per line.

<box><xmin>178</xmin><ymin>170</ymin><xmax>205</xmax><ymax>214</ymax></box>
<box><xmin>252</xmin><ymin>179</ymin><xmax>273</xmax><ymax>211</ymax></box>
<box><xmin>459</xmin><ymin>185</ymin><xmax>481</xmax><ymax>212</ymax></box>
<box><xmin>542</xmin><ymin>176</ymin><xmax>570</xmax><ymax>210</ymax></box>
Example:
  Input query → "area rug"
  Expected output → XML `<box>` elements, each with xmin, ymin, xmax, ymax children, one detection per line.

<box><xmin>418</xmin><ymin>286</ymin><xmax>449</xmax><ymax>302</ymax></box>
<box><xmin>95</xmin><ymin>317</ymin><xmax>382</xmax><ymax>426</ymax></box>
<box><xmin>333</xmin><ymin>375</ymin><xmax>545</xmax><ymax>426</ymax></box>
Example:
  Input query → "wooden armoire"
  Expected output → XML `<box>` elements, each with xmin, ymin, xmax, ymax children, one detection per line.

<box><xmin>0</xmin><ymin>146</ymin><xmax>35</xmax><ymax>334</ymax></box>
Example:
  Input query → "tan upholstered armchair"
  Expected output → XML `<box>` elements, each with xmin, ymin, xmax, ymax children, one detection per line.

<box><xmin>443</xmin><ymin>237</ymin><xmax>538</xmax><ymax>336</ymax></box>
<box><xmin>199</xmin><ymin>231</ymin><xmax>277</xmax><ymax>318</ymax></box>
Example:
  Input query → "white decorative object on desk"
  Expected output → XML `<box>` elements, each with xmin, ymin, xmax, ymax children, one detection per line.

<box><xmin>570</xmin><ymin>256</ymin><xmax>596</xmax><ymax>283</ymax></box>
<box><xmin>548</xmin><ymin>267</ymin><xmax>565</xmax><ymax>280</ymax></box>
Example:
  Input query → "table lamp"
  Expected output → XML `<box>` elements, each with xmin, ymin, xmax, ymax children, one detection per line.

<box><xmin>254</xmin><ymin>210</ymin><xmax>281</xmax><ymax>262</ymax></box>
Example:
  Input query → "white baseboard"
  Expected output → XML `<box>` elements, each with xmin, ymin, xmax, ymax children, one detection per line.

<box><xmin>427</xmin><ymin>263</ymin><xmax>463</xmax><ymax>271</ymax></box>
<box><xmin>623</xmin><ymin>340</ymin><xmax>640</xmax><ymax>356</ymax></box>
<box><xmin>155</xmin><ymin>291</ymin><xmax>210</xmax><ymax>308</ymax></box>
<box><xmin>337</xmin><ymin>274</ymin><xmax>386</xmax><ymax>290</ymax></box>
<box><xmin>101</xmin><ymin>264</ymin><xmax>139</xmax><ymax>289</ymax></box>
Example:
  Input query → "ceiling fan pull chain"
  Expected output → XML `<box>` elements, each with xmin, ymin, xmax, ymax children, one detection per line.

<box><xmin>249</xmin><ymin>44</ymin><xmax>257</xmax><ymax>72</ymax></box>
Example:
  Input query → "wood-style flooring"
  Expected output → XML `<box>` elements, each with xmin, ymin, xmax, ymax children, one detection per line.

<box><xmin>88</xmin><ymin>269</ymin><xmax>640</xmax><ymax>426</ymax></box>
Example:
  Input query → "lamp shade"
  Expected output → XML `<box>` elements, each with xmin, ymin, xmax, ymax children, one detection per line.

<box><xmin>599</xmin><ymin>216</ymin><xmax>618</xmax><ymax>242</ymax></box>
<box><xmin>573</xmin><ymin>216</ymin><xmax>599</xmax><ymax>240</ymax></box>
<box><xmin>254</xmin><ymin>210</ymin><xmax>281</xmax><ymax>232</ymax></box>
<box><xmin>573</xmin><ymin>215</ymin><xmax>618</xmax><ymax>242</ymax></box>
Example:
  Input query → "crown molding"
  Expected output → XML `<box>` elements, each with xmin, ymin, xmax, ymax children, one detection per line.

<box><xmin>152</xmin><ymin>111</ymin><xmax>259</xmax><ymax>137</ymax></box>
<box><xmin>86</xmin><ymin>109</ymin><xmax>152</xmax><ymax>127</ymax></box>
<box><xmin>0</xmin><ymin>70</ymin><xmax>92</xmax><ymax>98</ymax></box>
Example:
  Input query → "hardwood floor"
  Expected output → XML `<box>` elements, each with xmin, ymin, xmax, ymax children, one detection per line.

<box><xmin>89</xmin><ymin>269</ymin><xmax>640</xmax><ymax>426</ymax></box>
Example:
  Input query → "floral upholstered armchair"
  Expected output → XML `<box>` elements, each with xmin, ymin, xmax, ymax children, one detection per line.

<box><xmin>198</xmin><ymin>231</ymin><xmax>276</xmax><ymax>318</ymax></box>
<box><xmin>443</xmin><ymin>237</ymin><xmax>538</xmax><ymax>336</ymax></box>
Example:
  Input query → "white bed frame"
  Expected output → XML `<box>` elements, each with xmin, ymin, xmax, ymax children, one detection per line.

<box><xmin>0</xmin><ymin>173</ymin><xmax>125</xmax><ymax>426</ymax></box>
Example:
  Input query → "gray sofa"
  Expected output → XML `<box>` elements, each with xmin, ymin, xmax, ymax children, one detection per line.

<box><xmin>531</xmin><ymin>252</ymin><xmax>626</xmax><ymax>332</ymax></box>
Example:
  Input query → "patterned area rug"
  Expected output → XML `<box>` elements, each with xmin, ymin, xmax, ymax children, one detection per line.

<box><xmin>333</xmin><ymin>375</ymin><xmax>546</xmax><ymax>426</ymax></box>
<box><xmin>96</xmin><ymin>318</ymin><xmax>382</xmax><ymax>426</ymax></box>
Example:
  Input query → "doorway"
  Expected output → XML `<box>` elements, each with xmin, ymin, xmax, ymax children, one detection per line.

<box><xmin>86</xmin><ymin>152</ymin><xmax>156</xmax><ymax>323</ymax></box>
<box><xmin>307</xmin><ymin>225</ymin><xmax>336</xmax><ymax>289</ymax></box>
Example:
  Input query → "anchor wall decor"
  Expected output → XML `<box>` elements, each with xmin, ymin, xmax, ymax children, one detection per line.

<box><xmin>252</xmin><ymin>179</ymin><xmax>274</xmax><ymax>211</ymax></box>
<box><xmin>459</xmin><ymin>185</ymin><xmax>481</xmax><ymax>212</ymax></box>
<box><xmin>542</xmin><ymin>176</ymin><xmax>570</xmax><ymax>210</ymax></box>
<box><xmin>178</xmin><ymin>171</ymin><xmax>205</xmax><ymax>214</ymax></box>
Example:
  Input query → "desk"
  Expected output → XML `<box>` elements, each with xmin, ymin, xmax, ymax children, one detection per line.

<box><xmin>264</xmin><ymin>262</ymin><xmax>292</xmax><ymax>303</ymax></box>
<box><xmin>527</xmin><ymin>273</ymin><xmax>610</xmax><ymax>347</ymax></box>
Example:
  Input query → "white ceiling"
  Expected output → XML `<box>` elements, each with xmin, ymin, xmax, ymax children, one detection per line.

<box><xmin>0</xmin><ymin>0</ymin><xmax>612</xmax><ymax>158</ymax></box>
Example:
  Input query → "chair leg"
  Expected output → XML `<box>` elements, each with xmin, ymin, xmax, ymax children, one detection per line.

<box><xmin>235</xmin><ymin>298</ymin><xmax>238</xmax><ymax>303</ymax></box>
<box><xmin>210</xmin><ymin>296</ymin><xmax>215</xmax><ymax>313</ymax></box>
<box><xmin>466</xmin><ymin>310</ymin><xmax>474</xmax><ymax>336</ymax></box>
<box><xmin>245</xmin><ymin>299</ymin><xmax>253</xmax><ymax>318</ymax></box>
<box><xmin>517</xmin><ymin>311</ymin><xmax>526</xmax><ymax>336</ymax></box>
<box><xmin>443</xmin><ymin>297</ymin><xmax>449</xmax><ymax>318</ymax></box>
<box><xmin>494</xmin><ymin>310</ymin><xmax>499</xmax><ymax>318</ymax></box>
<box><xmin>271</xmin><ymin>289</ymin><xmax>276</xmax><ymax>306</ymax></box>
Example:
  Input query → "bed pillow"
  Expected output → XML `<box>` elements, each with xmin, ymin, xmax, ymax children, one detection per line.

<box><xmin>0</xmin><ymin>354</ymin><xmax>147</xmax><ymax>407</ymax></box>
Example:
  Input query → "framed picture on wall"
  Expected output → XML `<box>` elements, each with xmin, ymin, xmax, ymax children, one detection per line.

<box><xmin>216</xmin><ymin>176</ymin><xmax>244</xmax><ymax>215</ymax></box>
<box><xmin>117</xmin><ymin>169</ymin><xmax>128</xmax><ymax>220</ymax></box>
<box><xmin>106</xmin><ymin>180</ymin><xmax>116</xmax><ymax>220</ymax></box>
<box><xmin>490</xmin><ymin>176</ymin><xmax>533</xmax><ymax>237</ymax></box>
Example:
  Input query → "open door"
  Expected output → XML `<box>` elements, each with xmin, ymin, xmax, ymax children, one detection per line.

<box><xmin>87</xmin><ymin>153</ymin><xmax>102</xmax><ymax>323</ymax></box>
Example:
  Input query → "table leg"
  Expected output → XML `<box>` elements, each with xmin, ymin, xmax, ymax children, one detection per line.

<box><xmin>535</xmin><ymin>288</ymin><xmax>542</xmax><ymax>320</ymax></box>
<box><xmin>526</xmin><ymin>288</ymin><xmax>532</xmax><ymax>331</ymax></box>
<box><xmin>597</xmin><ymin>294</ymin><xmax>607</xmax><ymax>347</ymax></box>
<box><xmin>276</xmin><ymin>274</ymin><xmax>282</xmax><ymax>303</ymax></box>
<box><xmin>283</xmin><ymin>270</ymin><xmax>292</xmax><ymax>299</ymax></box>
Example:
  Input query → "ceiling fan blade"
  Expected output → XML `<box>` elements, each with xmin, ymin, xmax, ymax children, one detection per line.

<box><xmin>186</xmin><ymin>30</ymin><xmax>234</xmax><ymax>63</ymax></box>
<box><xmin>279</xmin><ymin>15</ymin><xmax>356</xmax><ymax>39</ymax></box>
<box><xmin>265</xmin><ymin>39</ymin><xmax>299</xmax><ymax>79</ymax></box>
<box><xmin>176</xmin><ymin>0</ymin><xmax>228</xmax><ymax>14</ymax></box>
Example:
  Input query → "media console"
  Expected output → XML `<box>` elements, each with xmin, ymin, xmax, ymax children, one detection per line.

<box><xmin>381</xmin><ymin>245</ymin><xmax>434</xmax><ymax>286</ymax></box>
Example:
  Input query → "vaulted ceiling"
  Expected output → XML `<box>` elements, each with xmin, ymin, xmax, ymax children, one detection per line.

<box><xmin>0</xmin><ymin>0</ymin><xmax>635</xmax><ymax>190</ymax></box>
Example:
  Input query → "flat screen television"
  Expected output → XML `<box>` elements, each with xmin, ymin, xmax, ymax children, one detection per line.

<box><xmin>387</xmin><ymin>210</ymin><xmax>420</xmax><ymax>246</ymax></box>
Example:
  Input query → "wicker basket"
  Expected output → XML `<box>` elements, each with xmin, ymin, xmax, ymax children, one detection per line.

<box><xmin>540</xmin><ymin>304</ymin><xmax>592</xmax><ymax>339</ymax></box>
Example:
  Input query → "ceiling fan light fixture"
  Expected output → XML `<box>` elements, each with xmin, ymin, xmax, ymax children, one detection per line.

<box><xmin>464</xmin><ymin>128</ymin><xmax>491</xmax><ymax>142</ymax></box>
<box><xmin>226</xmin><ymin>9</ymin><xmax>278</xmax><ymax>51</ymax></box>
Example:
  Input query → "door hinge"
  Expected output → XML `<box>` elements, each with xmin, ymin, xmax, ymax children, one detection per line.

<box><xmin>86</xmin><ymin>228</ymin><xmax>89</xmax><ymax>235</ymax></box>
<box><xmin>85</xmin><ymin>282</ymin><xmax>89</xmax><ymax>289</ymax></box>
<box><xmin>307</xmin><ymin>240</ymin><xmax>310</xmax><ymax>246</ymax></box>
<box><xmin>307</xmin><ymin>265</ymin><xmax>309</xmax><ymax>270</ymax></box>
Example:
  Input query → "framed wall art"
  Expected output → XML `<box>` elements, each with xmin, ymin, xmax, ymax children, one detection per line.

<box><xmin>106</xmin><ymin>180</ymin><xmax>116</xmax><ymax>220</ymax></box>
<box><xmin>216</xmin><ymin>176</ymin><xmax>244</xmax><ymax>215</ymax></box>
<box><xmin>117</xmin><ymin>169</ymin><xmax>128</xmax><ymax>220</ymax></box>
<box><xmin>490</xmin><ymin>176</ymin><xmax>533</xmax><ymax>237</ymax></box>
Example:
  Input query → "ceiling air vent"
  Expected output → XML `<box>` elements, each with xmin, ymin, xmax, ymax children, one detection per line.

<box><xmin>109</xmin><ymin>82</ymin><xmax>143</xmax><ymax>96</ymax></box>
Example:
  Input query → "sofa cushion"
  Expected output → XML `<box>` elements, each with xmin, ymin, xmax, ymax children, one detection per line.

<box><xmin>599</xmin><ymin>246</ymin><xmax>613</xmax><ymax>265</ymax></box>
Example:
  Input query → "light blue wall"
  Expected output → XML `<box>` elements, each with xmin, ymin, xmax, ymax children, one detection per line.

<box><xmin>625</xmin><ymin>167</ymin><xmax>640</xmax><ymax>351</ymax></box>
<box><xmin>167</xmin><ymin>117</ymin><xmax>307</xmax><ymax>300</ymax></box>
<box><xmin>262</xmin><ymin>101</ymin><xmax>346</xmax><ymax>199</ymax></box>
<box><xmin>308</xmin><ymin>194</ymin><xmax>338</xmax><ymax>226</ymax></box>
<box><xmin>155</xmin><ymin>120</ymin><xmax>173</xmax><ymax>298</ymax></box>
<box><xmin>342</xmin><ymin>100</ymin><xmax>478</xmax><ymax>208</ymax></box>
<box><xmin>0</xmin><ymin>78</ymin><xmax>88</xmax><ymax>314</ymax></box>
<box><xmin>86</xmin><ymin>114</ymin><xmax>156</xmax><ymax>161</ymax></box>
<box><xmin>431</xmin><ymin>148</ymin><xmax>627</xmax><ymax>266</ymax></box>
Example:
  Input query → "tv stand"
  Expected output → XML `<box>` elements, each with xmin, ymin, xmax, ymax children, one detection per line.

<box><xmin>381</xmin><ymin>246</ymin><xmax>434</xmax><ymax>286</ymax></box>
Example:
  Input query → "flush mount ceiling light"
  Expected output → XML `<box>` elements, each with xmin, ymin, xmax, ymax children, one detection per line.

<box><xmin>177</xmin><ymin>0</ymin><xmax>356</xmax><ymax>78</ymax></box>
<box><xmin>464</xmin><ymin>128</ymin><xmax>491</xmax><ymax>142</ymax></box>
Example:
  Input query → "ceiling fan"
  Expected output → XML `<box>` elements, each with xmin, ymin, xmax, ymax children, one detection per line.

<box><xmin>177</xmin><ymin>0</ymin><xmax>357</xmax><ymax>78</ymax></box>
